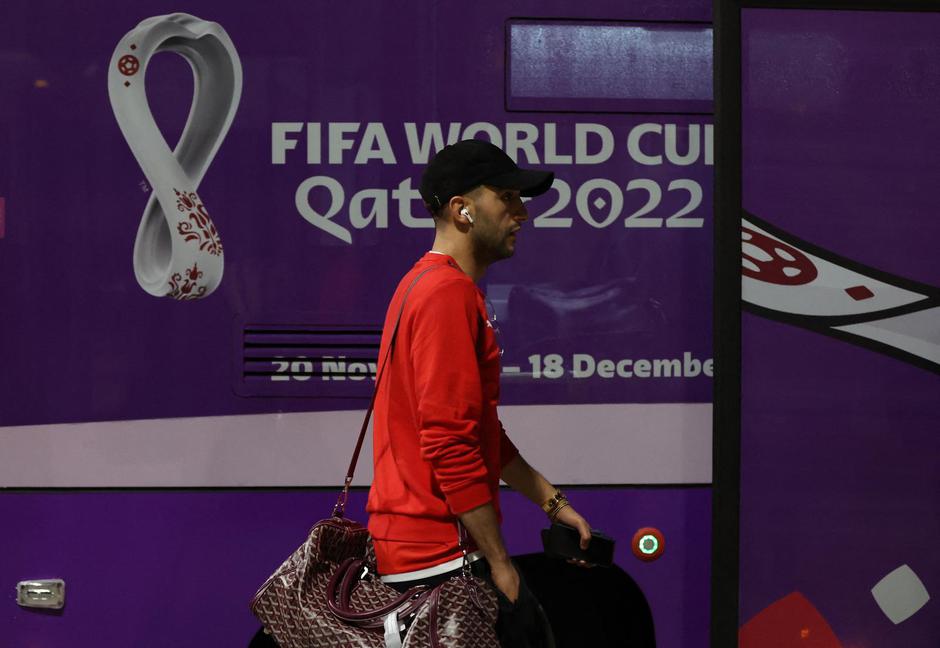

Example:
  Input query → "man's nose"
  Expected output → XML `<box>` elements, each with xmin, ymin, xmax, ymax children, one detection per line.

<box><xmin>513</xmin><ymin>203</ymin><xmax>529</xmax><ymax>222</ymax></box>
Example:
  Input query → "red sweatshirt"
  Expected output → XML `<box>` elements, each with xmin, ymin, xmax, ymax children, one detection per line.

<box><xmin>366</xmin><ymin>252</ymin><xmax>519</xmax><ymax>575</ymax></box>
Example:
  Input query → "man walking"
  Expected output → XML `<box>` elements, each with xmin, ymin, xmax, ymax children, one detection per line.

<box><xmin>366</xmin><ymin>139</ymin><xmax>594</xmax><ymax>646</ymax></box>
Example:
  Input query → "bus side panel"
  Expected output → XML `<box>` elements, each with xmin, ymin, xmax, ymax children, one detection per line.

<box><xmin>0</xmin><ymin>488</ymin><xmax>710</xmax><ymax>647</ymax></box>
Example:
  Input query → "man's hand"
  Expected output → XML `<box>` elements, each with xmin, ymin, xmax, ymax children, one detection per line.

<box><xmin>554</xmin><ymin>505</ymin><xmax>595</xmax><ymax>568</ymax></box>
<box><xmin>457</xmin><ymin>503</ymin><xmax>522</xmax><ymax>601</ymax></box>
<box><xmin>488</xmin><ymin>559</ymin><xmax>521</xmax><ymax>603</ymax></box>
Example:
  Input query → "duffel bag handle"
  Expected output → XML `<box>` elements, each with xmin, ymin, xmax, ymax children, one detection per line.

<box><xmin>326</xmin><ymin>557</ymin><xmax>433</xmax><ymax>628</ymax></box>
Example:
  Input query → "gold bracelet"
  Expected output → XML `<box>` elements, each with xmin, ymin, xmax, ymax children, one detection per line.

<box><xmin>541</xmin><ymin>490</ymin><xmax>566</xmax><ymax>516</ymax></box>
<box><xmin>548</xmin><ymin>500</ymin><xmax>570</xmax><ymax>522</ymax></box>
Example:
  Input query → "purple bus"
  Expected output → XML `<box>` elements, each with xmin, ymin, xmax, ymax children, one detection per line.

<box><xmin>2</xmin><ymin>1</ymin><xmax>936</xmax><ymax>646</ymax></box>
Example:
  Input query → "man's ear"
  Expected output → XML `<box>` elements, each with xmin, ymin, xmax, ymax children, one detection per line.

<box><xmin>448</xmin><ymin>195</ymin><xmax>473</xmax><ymax>226</ymax></box>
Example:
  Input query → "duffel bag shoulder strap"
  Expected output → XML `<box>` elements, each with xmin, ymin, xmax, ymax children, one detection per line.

<box><xmin>332</xmin><ymin>264</ymin><xmax>442</xmax><ymax>518</ymax></box>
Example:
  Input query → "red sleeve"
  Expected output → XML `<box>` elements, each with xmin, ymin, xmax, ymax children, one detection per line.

<box><xmin>499</xmin><ymin>420</ymin><xmax>519</xmax><ymax>469</ymax></box>
<box><xmin>411</xmin><ymin>276</ymin><xmax>491</xmax><ymax>515</ymax></box>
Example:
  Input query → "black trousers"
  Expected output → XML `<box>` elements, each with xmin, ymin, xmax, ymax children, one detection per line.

<box><xmin>385</xmin><ymin>558</ymin><xmax>555</xmax><ymax>648</ymax></box>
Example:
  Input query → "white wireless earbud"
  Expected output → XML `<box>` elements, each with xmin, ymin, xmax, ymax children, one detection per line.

<box><xmin>460</xmin><ymin>208</ymin><xmax>473</xmax><ymax>224</ymax></box>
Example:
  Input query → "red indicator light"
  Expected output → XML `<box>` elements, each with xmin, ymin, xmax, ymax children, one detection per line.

<box><xmin>631</xmin><ymin>527</ymin><xmax>665</xmax><ymax>561</ymax></box>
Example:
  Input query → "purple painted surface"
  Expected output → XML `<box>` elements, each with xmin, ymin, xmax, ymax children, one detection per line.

<box><xmin>0</xmin><ymin>0</ymin><xmax>713</xmax><ymax>427</ymax></box>
<box><xmin>742</xmin><ymin>9</ymin><xmax>940</xmax><ymax>646</ymax></box>
<box><xmin>742</xmin><ymin>9</ymin><xmax>940</xmax><ymax>288</ymax></box>
<box><xmin>0</xmin><ymin>487</ymin><xmax>711</xmax><ymax>648</ymax></box>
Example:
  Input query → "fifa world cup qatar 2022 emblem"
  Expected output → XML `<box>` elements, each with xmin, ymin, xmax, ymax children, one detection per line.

<box><xmin>108</xmin><ymin>13</ymin><xmax>242</xmax><ymax>301</ymax></box>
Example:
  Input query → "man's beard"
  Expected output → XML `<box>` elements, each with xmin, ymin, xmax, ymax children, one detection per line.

<box><xmin>473</xmin><ymin>228</ymin><xmax>515</xmax><ymax>264</ymax></box>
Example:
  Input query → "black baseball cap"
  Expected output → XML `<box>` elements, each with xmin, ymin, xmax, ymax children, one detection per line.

<box><xmin>419</xmin><ymin>139</ymin><xmax>555</xmax><ymax>211</ymax></box>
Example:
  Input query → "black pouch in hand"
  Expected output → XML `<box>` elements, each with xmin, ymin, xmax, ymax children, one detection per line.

<box><xmin>541</xmin><ymin>522</ymin><xmax>616</xmax><ymax>567</ymax></box>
